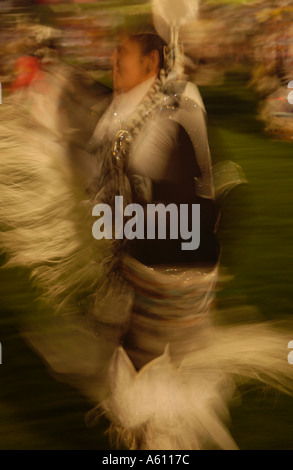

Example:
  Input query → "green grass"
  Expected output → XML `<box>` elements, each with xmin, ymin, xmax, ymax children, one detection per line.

<box><xmin>201</xmin><ymin>71</ymin><xmax>293</xmax><ymax>320</ymax></box>
<box><xmin>200</xmin><ymin>70</ymin><xmax>293</xmax><ymax>449</ymax></box>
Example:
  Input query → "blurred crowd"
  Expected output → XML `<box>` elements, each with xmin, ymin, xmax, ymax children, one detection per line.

<box><xmin>248</xmin><ymin>3</ymin><xmax>293</xmax><ymax>140</ymax></box>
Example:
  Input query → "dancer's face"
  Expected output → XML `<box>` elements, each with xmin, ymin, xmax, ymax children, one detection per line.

<box><xmin>112</xmin><ymin>34</ymin><xmax>159</xmax><ymax>93</ymax></box>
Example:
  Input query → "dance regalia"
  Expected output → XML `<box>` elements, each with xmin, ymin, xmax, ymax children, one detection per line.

<box><xmin>0</xmin><ymin>20</ymin><xmax>293</xmax><ymax>454</ymax></box>
<box><xmin>84</xmin><ymin>75</ymin><xmax>293</xmax><ymax>450</ymax></box>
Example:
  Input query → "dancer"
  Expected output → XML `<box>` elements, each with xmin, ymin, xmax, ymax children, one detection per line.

<box><xmin>86</xmin><ymin>3</ymin><xmax>293</xmax><ymax>449</ymax></box>
<box><xmin>85</xmin><ymin>4</ymin><xmax>292</xmax><ymax>449</ymax></box>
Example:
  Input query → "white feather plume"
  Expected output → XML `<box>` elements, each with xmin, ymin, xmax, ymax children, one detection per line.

<box><xmin>152</xmin><ymin>0</ymin><xmax>200</xmax><ymax>47</ymax></box>
<box><xmin>152</xmin><ymin>0</ymin><xmax>200</xmax><ymax>27</ymax></box>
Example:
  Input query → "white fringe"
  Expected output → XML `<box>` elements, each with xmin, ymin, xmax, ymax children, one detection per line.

<box><xmin>98</xmin><ymin>321</ymin><xmax>293</xmax><ymax>450</ymax></box>
<box><xmin>0</xmin><ymin>97</ymin><xmax>112</xmax><ymax>314</ymax></box>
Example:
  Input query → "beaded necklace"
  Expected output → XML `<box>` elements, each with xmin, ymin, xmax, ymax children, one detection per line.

<box><xmin>112</xmin><ymin>73</ymin><xmax>167</xmax><ymax>171</ymax></box>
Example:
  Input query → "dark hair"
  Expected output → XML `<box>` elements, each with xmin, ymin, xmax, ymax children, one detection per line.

<box><xmin>129</xmin><ymin>33</ymin><xmax>167</xmax><ymax>72</ymax></box>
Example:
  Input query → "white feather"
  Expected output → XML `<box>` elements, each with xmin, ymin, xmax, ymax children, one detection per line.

<box><xmin>152</xmin><ymin>0</ymin><xmax>200</xmax><ymax>27</ymax></box>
